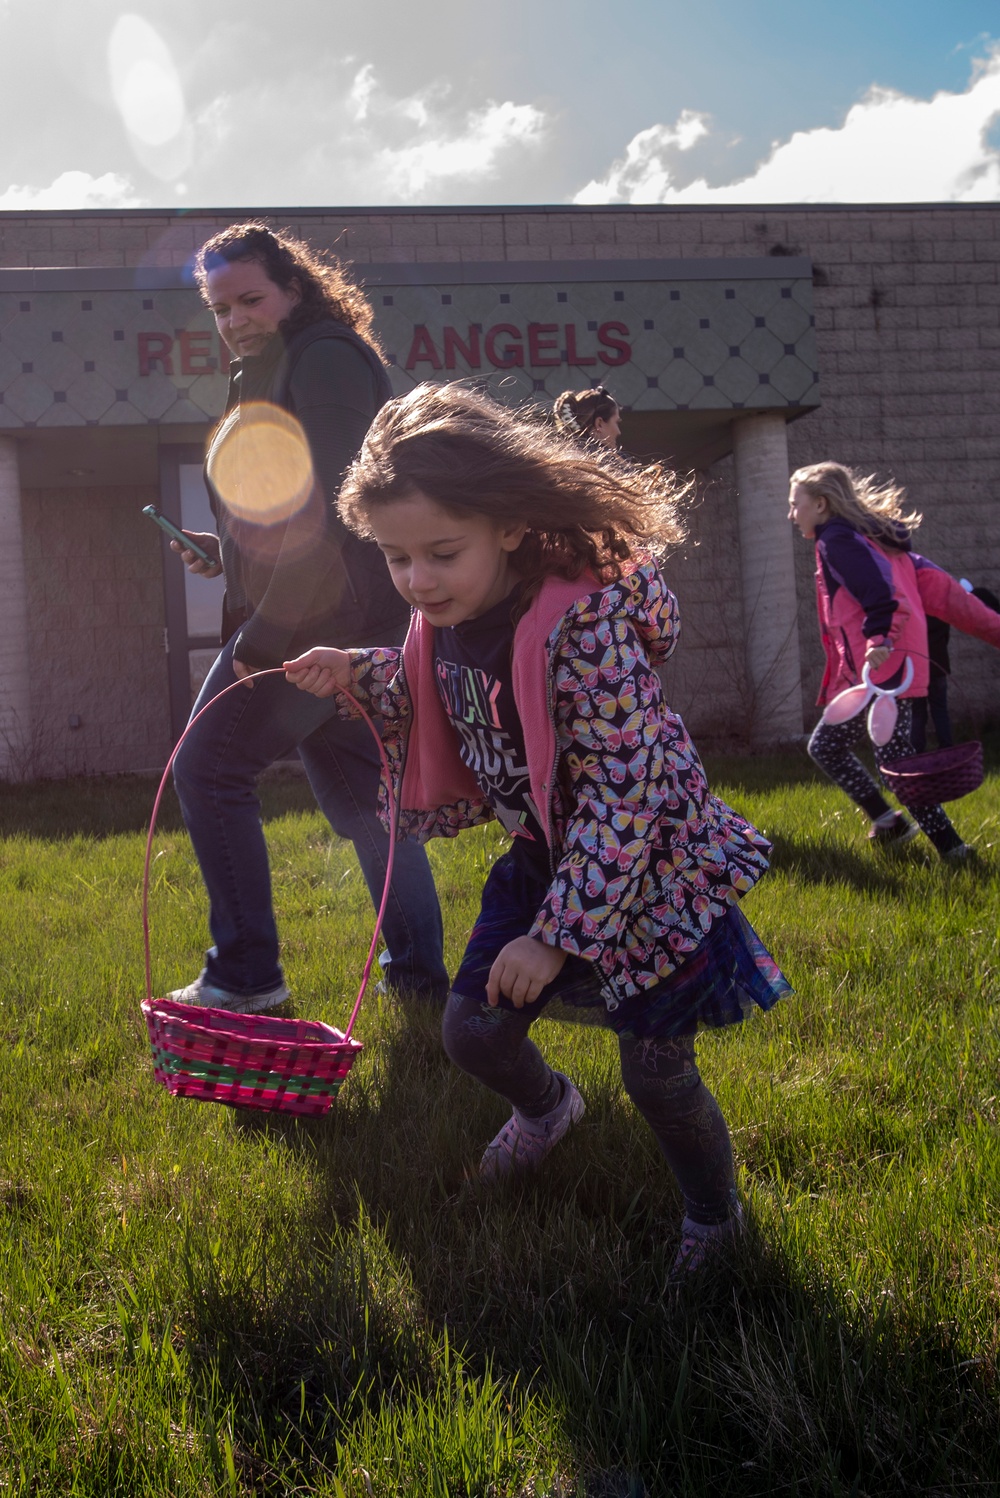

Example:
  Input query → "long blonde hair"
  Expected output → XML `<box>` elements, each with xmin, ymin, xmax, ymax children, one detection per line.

<box><xmin>790</xmin><ymin>461</ymin><xmax>921</xmax><ymax>549</ymax></box>
<box><xmin>339</xmin><ymin>382</ymin><xmax>690</xmax><ymax>595</ymax></box>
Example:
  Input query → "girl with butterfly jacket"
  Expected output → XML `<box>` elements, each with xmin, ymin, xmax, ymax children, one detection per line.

<box><xmin>285</xmin><ymin>382</ymin><xmax>790</xmax><ymax>1278</ymax></box>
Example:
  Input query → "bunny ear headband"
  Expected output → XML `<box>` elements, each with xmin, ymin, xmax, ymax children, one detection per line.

<box><xmin>820</xmin><ymin>656</ymin><xmax>915</xmax><ymax>746</ymax></box>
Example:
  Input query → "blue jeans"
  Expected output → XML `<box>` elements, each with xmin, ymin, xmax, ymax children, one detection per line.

<box><xmin>172</xmin><ymin>635</ymin><xmax>448</xmax><ymax>1001</ymax></box>
<box><xmin>910</xmin><ymin>675</ymin><xmax>953</xmax><ymax>752</ymax></box>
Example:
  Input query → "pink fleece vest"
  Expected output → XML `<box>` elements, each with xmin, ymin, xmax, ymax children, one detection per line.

<box><xmin>399</xmin><ymin>574</ymin><xmax>599</xmax><ymax>845</ymax></box>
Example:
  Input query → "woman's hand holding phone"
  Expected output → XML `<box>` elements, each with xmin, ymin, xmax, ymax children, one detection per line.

<box><xmin>169</xmin><ymin>532</ymin><xmax>223</xmax><ymax>577</ymax></box>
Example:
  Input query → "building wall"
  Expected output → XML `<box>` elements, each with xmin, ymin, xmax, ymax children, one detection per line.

<box><xmin>2</xmin><ymin>203</ymin><xmax>998</xmax><ymax>763</ymax></box>
<box><xmin>21</xmin><ymin>484</ymin><xmax>170</xmax><ymax>775</ymax></box>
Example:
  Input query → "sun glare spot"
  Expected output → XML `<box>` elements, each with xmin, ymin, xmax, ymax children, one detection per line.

<box><xmin>108</xmin><ymin>15</ymin><xmax>185</xmax><ymax>146</ymax></box>
<box><xmin>209</xmin><ymin>402</ymin><xmax>315</xmax><ymax>526</ymax></box>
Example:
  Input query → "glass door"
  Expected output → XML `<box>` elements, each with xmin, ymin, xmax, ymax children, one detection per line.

<box><xmin>158</xmin><ymin>444</ymin><xmax>225</xmax><ymax>740</ymax></box>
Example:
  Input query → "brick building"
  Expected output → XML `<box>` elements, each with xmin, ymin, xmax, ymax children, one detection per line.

<box><xmin>0</xmin><ymin>204</ymin><xmax>997</xmax><ymax>779</ymax></box>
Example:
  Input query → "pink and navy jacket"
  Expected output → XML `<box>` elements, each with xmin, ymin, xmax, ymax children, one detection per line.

<box><xmin>342</xmin><ymin>561</ymin><xmax>772</xmax><ymax>1011</ymax></box>
<box><xmin>814</xmin><ymin>517</ymin><xmax>1000</xmax><ymax>705</ymax></box>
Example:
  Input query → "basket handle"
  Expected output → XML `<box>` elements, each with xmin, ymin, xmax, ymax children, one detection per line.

<box><xmin>142</xmin><ymin>668</ymin><xmax>398</xmax><ymax>1042</ymax></box>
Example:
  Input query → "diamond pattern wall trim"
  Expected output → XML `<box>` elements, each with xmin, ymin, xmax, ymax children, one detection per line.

<box><xmin>0</xmin><ymin>269</ymin><xmax>818</xmax><ymax>430</ymax></box>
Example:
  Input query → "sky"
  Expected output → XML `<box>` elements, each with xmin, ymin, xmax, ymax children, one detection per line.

<box><xmin>1</xmin><ymin>0</ymin><xmax>1000</xmax><ymax>210</ymax></box>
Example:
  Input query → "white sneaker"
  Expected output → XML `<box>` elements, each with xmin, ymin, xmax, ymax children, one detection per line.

<box><xmin>166</xmin><ymin>974</ymin><xmax>290</xmax><ymax>1014</ymax></box>
<box><xmin>479</xmin><ymin>1072</ymin><xmax>585</xmax><ymax>1184</ymax></box>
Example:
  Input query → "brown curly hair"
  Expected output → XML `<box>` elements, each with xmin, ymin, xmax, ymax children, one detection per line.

<box><xmin>193</xmin><ymin>221</ymin><xmax>382</xmax><ymax>351</ymax></box>
<box><xmin>552</xmin><ymin>384</ymin><xmax>619</xmax><ymax>440</ymax></box>
<box><xmin>339</xmin><ymin>383</ymin><xmax>690</xmax><ymax>594</ymax></box>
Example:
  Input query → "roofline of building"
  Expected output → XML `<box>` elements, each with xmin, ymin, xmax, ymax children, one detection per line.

<box><xmin>0</xmin><ymin>201</ymin><xmax>995</xmax><ymax>222</ymax></box>
<box><xmin>0</xmin><ymin>255</ymin><xmax>814</xmax><ymax>292</ymax></box>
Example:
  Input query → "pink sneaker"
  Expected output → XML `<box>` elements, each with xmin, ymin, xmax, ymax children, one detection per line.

<box><xmin>479</xmin><ymin>1072</ymin><xmax>585</xmax><ymax>1184</ymax></box>
<box><xmin>669</xmin><ymin>1203</ymin><xmax>745</xmax><ymax>1282</ymax></box>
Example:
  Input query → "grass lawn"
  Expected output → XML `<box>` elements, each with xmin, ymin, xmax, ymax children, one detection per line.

<box><xmin>1</xmin><ymin>742</ymin><xmax>999</xmax><ymax>1496</ymax></box>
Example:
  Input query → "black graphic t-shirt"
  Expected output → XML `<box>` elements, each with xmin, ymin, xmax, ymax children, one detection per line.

<box><xmin>433</xmin><ymin>588</ymin><xmax>548</xmax><ymax>858</ymax></box>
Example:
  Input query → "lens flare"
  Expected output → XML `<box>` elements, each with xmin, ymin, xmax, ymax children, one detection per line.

<box><xmin>208</xmin><ymin>402</ymin><xmax>315</xmax><ymax>526</ymax></box>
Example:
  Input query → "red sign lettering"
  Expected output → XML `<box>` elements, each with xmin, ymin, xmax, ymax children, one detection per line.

<box><xmin>405</xmin><ymin>326</ymin><xmax>443</xmax><ymax>370</ymax></box>
<box><xmin>443</xmin><ymin>325</ymin><xmax>481</xmax><ymax>370</ymax></box>
<box><xmin>485</xmin><ymin>324</ymin><xmax>524</xmax><ymax>368</ymax></box>
<box><xmin>179</xmin><ymin>330</ymin><xmax>217</xmax><ymax>375</ymax></box>
<box><xmin>527</xmin><ymin>322</ymin><xmax>560</xmax><ymax>367</ymax></box>
<box><xmin>138</xmin><ymin>330</ymin><xmax>230</xmax><ymax>376</ymax></box>
<box><xmin>598</xmin><ymin>322</ymin><xmax>631</xmax><ymax>367</ymax></box>
<box><xmin>137</xmin><ymin>322</ymin><xmax>633</xmax><ymax>381</ymax></box>
<box><xmin>138</xmin><ymin>332</ymin><xmax>174</xmax><ymax>376</ymax></box>
<box><xmin>564</xmin><ymin>324</ymin><xmax>596</xmax><ymax>367</ymax></box>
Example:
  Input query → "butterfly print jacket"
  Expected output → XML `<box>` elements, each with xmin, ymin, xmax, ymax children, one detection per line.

<box><xmin>342</xmin><ymin>560</ymin><xmax>772</xmax><ymax>1011</ymax></box>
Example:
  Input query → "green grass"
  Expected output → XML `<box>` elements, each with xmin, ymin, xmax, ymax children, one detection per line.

<box><xmin>1</xmin><ymin>746</ymin><xmax>999</xmax><ymax>1496</ymax></box>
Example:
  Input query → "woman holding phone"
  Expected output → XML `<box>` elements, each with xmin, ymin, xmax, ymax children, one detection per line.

<box><xmin>169</xmin><ymin>222</ymin><xmax>447</xmax><ymax>1013</ymax></box>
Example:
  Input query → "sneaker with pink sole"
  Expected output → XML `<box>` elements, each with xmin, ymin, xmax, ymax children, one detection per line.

<box><xmin>479</xmin><ymin>1072</ymin><xmax>585</xmax><ymax>1184</ymax></box>
<box><xmin>669</xmin><ymin>1203</ymin><xmax>745</xmax><ymax>1282</ymax></box>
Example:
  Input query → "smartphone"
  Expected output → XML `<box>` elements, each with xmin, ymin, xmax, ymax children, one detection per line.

<box><xmin>142</xmin><ymin>505</ymin><xmax>217</xmax><ymax>569</ymax></box>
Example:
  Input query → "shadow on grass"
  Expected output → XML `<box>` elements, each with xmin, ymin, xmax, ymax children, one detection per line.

<box><xmin>0</xmin><ymin>768</ymin><xmax>319</xmax><ymax>841</ymax></box>
<box><xmin>179</xmin><ymin>1003</ymin><xmax>1000</xmax><ymax>1496</ymax></box>
<box><xmin>766</xmin><ymin>830</ymin><xmax>934</xmax><ymax>893</ymax></box>
<box><xmin>705</xmin><ymin>726</ymin><xmax>1000</xmax><ymax>799</ymax></box>
<box><xmin>3</xmin><ymin>730</ymin><xmax>996</xmax><ymax>844</ymax></box>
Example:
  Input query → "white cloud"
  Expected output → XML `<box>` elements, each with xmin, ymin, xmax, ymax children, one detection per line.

<box><xmin>575</xmin><ymin>110</ymin><xmax>709</xmax><ymax>203</ymax></box>
<box><xmin>576</xmin><ymin>48</ymin><xmax>1000</xmax><ymax>204</ymax></box>
<box><xmin>194</xmin><ymin>62</ymin><xmax>547</xmax><ymax>204</ymax></box>
<box><xmin>348</xmin><ymin>62</ymin><xmax>377</xmax><ymax>124</ymax></box>
<box><xmin>0</xmin><ymin>169</ymin><xmax>145</xmax><ymax>209</ymax></box>
<box><xmin>374</xmin><ymin>98</ymin><xmax>546</xmax><ymax>195</ymax></box>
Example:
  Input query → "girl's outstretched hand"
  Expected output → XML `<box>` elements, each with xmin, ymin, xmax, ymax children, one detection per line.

<box><xmin>487</xmin><ymin>936</ymin><xmax>567</xmax><ymax>1009</ymax></box>
<box><xmin>283</xmin><ymin>647</ymin><xmax>351</xmax><ymax>697</ymax></box>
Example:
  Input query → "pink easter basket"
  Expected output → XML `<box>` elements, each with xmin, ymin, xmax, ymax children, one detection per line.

<box><xmin>141</xmin><ymin>670</ymin><xmax>393</xmax><ymax>1116</ymax></box>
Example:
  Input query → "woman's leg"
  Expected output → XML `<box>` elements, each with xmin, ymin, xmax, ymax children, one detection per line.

<box><xmin>298</xmin><ymin>716</ymin><xmax>448</xmax><ymax>1001</ymax></box>
<box><xmin>172</xmin><ymin>639</ymin><xmax>312</xmax><ymax>995</ymax></box>
<box><xmin>618</xmin><ymin>1032</ymin><xmax>738</xmax><ymax>1226</ymax></box>
<box><xmin>927</xmin><ymin>675</ymin><xmax>954</xmax><ymax>748</ymax></box>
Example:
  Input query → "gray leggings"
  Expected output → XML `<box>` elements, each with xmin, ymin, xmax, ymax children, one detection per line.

<box><xmin>442</xmin><ymin>992</ymin><xmax>737</xmax><ymax>1226</ymax></box>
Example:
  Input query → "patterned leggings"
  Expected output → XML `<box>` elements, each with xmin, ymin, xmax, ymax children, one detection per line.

<box><xmin>807</xmin><ymin>697</ymin><xmax>959</xmax><ymax>851</ymax></box>
<box><xmin>442</xmin><ymin>992</ymin><xmax>738</xmax><ymax>1225</ymax></box>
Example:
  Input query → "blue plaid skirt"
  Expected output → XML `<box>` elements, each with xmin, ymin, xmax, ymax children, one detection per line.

<box><xmin>451</xmin><ymin>844</ymin><xmax>791</xmax><ymax>1040</ymax></box>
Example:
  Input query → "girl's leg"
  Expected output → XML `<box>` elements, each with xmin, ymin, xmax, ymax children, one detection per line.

<box><xmin>442</xmin><ymin>991</ymin><xmax>584</xmax><ymax>1179</ymax></box>
<box><xmin>618</xmin><ymin>1032</ymin><xmax>738</xmax><ymax>1226</ymax></box>
<box><xmin>442</xmin><ymin>990</ymin><xmax>561</xmax><ymax>1117</ymax></box>
<box><xmin>872</xmin><ymin>700</ymin><xmax>963</xmax><ymax>855</ymax></box>
<box><xmin>807</xmin><ymin>713</ymin><xmax>895</xmax><ymax>823</ymax></box>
